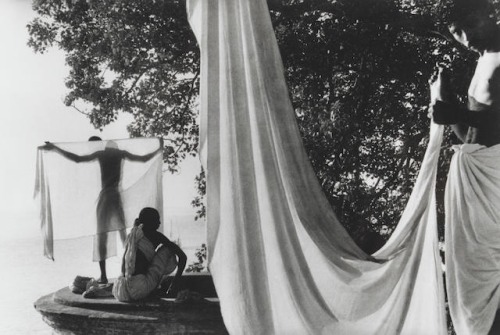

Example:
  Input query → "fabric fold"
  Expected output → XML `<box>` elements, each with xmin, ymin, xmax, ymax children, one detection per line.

<box><xmin>187</xmin><ymin>0</ymin><xmax>446</xmax><ymax>334</ymax></box>
<box><xmin>113</xmin><ymin>225</ymin><xmax>177</xmax><ymax>302</ymax></box>
<box><xmin>446</xmin><ymin>143</ymin><xmax>500</xmax><ymax>335</ymax></box>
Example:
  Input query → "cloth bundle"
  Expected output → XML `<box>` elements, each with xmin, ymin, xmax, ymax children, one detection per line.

<box><xmin>69</xmin><ymin>276</ymin><xmax>113</xmax><ymax>299</ymax></box>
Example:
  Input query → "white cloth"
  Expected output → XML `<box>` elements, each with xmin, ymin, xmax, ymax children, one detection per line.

<box><xmin>113</xmin><ymin>226</ymin><xmax>177</xmax><ymax>302</ymax></box>
<box><xmin>446</xmin><ymin>143</ymin><xmax>500</xmax><ymax>335</ymax></box>
<box><xmin>187</xmin><ymin>0</ymin><xmax>446</xmax><ymax>334</ymax></box>
<box><xmin>34</xmin><ymin>138</ymin><xmax>163</xmax><ymax>260</ymax></box>
<box><xmin>122</xmin><ymin>225</ymin><xmax>149</xmax><ymax>278</ymax></box>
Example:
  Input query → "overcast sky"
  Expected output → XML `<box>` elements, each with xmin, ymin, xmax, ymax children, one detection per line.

<box><xmin>0</xmin><ymin>0</ymin><xmax>200</xmax><ymax>240</ymax></box>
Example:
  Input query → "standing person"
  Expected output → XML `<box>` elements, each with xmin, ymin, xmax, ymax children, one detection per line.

<box><xmin>113</xmin><ymin>207</ymin><xmax>187</xmax><ymax>302</ymax></box>
<box><xmin>430</xmin><ymin>1</ymin><xmax>500</xmax><ymax>333</ymax></box>
<box><xmin>45</xmin><ymin>137</ymin><xmax>162</xmax><ymax>283</ymax></box>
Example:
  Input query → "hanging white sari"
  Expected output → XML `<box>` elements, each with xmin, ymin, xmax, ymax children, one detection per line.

<box><xmin>187</xmin><ymin>0</ymin><xmax>446</xmax><ymax>334</ymax></box>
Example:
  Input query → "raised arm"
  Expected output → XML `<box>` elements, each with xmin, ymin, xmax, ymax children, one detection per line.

<box><xmin>427</xmin><ymin>67</ymin><xmax>472</xmax><ymax>141</ymax></box>
<box><xmin>122</xmin><ymin>139</ymin><xmax>163</xmax><ymax>162</ymax></box>
<box><xmin>44</xmin><ymin>142</ymin><xmax>99</xmax><ymax>163</ymax></box>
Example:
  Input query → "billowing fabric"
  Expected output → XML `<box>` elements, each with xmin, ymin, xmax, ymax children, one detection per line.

<box><xmin>187</xmin><ymin>0</ymin><xmax>446</xmax><ymax>334</ymax></box>
<box><xmin>113</xmin><ymin>226</ymin><xmax>177</xmax><ymax>302</ymax></box>
<box><xmin>445</xmin><ymin>143</ymin><xmax>500</xmax><ymax>335</ymax></box>
<box><xmin>34</xmin><ymin>138</ymin><xmax>163</xmax><ymax>260</ymax></box>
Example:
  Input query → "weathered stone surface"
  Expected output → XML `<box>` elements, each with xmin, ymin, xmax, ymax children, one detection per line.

<box><xmin>34</xmin><ymin>285</ymin><xmax>227</xmax><ymax>335</ymax></box>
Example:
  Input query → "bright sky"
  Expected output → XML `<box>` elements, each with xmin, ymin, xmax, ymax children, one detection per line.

<box><xmin>0</xmin><ymin>0</ymin><xmax>201</xmax><ymax>240</ymax></box>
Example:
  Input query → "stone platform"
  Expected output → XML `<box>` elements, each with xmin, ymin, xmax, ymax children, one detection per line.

<box><xmin>34</xmin><ymin>275</ymin><xmax>227</xmax><ymax>335</ymax></box>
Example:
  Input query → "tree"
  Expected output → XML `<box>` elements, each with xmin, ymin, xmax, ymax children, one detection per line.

<box><xmin>28</xmin><ymin>0</ymin><xmax>200</xmax><ymax>172</ymax></box>
<box><xmin>270</xmin><ymin>0</ymin><xmax>478</xmax><ymax>244</ymax></box>
<box><xmin>27</xmin><ymin>0</ymin><xmax>479</xmax><ymax>248</ymax></box>
<box><xmin>185</xmin><ymin>243</ymin><xmax>207</xmax><ymax>273</ymax></box>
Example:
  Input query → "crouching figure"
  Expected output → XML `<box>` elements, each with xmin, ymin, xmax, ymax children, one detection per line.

<box><xmin>113</xmin><ymin>207</ymin><xmax>187</xmax><ymax>302</ymax></box>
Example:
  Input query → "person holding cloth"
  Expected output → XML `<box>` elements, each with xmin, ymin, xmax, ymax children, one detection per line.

<box><xmin>430</xmin><ymin>0</ymin><xmax>500</xmax><ymax>333</ymax></box>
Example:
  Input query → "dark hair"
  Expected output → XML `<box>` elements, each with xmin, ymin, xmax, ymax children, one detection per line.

<box><xmin>441</xmin><ymin>0</ymin><xmax>498</xmax><ymax>51</ymax></box>
<box><xmin>442</xmin><ymin>0</ymin><xmax>493</xmax><ymax>27</ymax></box>
<box><xmin>134</xmin><ymin>207</ymin><xmax>160</xmax><ymax>228</ymax></box>
<box><xmin>88</xmin><ymin>136</ymin><xmax>102</xmax><ymax>141</ymax></box>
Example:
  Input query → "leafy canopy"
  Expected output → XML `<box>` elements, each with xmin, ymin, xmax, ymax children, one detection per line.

<box><xmin>29</xmin><ymin>0</ymin><xmax>200</xmax><ymax>171</ymax></box>
<box><xmin>28</xmin><ymin>0</ymin><xmax>480</xmax><ymax>247</ymax></box>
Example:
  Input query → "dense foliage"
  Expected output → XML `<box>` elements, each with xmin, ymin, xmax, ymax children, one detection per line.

<box><xmin>28</xmin><ymin>0</ymin><xmax>200</xmax><ymax>171</ymax></box>
<box><xmin>28</xmin><ymin>0</ymin><xmax>485</xmax><ymax>247</ymax></box>
<box><xmin>271</xmin><ymin>0</ymin><xmax>478</xmax><ymax>245</ymax></box>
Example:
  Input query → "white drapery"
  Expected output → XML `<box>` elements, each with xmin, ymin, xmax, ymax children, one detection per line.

<box><xmin>446</xmin><ymin>143</ymin><xmax>500</xmax><ymax>335</ymax></box>
<box><xmin>187</xmin><ymin>0</ymin><xmax>446</xmax><ymax>334</ymax></box>
<box><xmin>34</xmin><ymin>138</ymin><xmax>163</xmax><ymax>261</ymax></box>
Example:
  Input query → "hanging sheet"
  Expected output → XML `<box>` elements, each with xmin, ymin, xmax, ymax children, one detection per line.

<box><xmin>34</xmin><ymin>138</ymin><xmax>163</xmax><ymax>260</ymax></box>
<box><xmin>187</xmin><ymin>0</ymin><xmax>447</xmax><ymax>334</ymax></box>
<box><xmin>446</xmin><ymin>143</ymin><xmax>500</xmax><ymax>335</ymax></box>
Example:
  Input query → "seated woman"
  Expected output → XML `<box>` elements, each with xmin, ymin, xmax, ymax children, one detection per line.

<box><xmin>113</xmin><ymin>207</ymin><xmax>187</xmax><ymax>302</ymax></box>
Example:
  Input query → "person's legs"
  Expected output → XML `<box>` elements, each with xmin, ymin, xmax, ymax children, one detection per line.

<box><xmin>125</xmin><ymin>246</ymin><xmax>178</xmax><ymax>301</ymax></box>
<box><xmin>143</xmin><ymin>246</ymin><xmax>178</xmax><ymax>288</ymax></box>
<box><xmin>98</xmin><ymin>260</ymin><xmax>107</xmax><ymax>284</ymax></box>
<box><xmin>94</xmin><ymin>204</ymin><xmax>121</xmax><ymax>284</ymax></box>
<box><xmin>95</xmin><ymin>232</ymin><xmax>108</xmax><ymax>283</ymax></box>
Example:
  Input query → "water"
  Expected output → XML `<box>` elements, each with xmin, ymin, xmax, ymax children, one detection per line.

<box><xmin>0</xmin><ymin>218</ymin><xmax>206</xmax><ymax>334</ymax></box>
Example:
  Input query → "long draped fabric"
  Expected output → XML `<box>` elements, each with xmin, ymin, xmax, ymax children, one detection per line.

<box><xmin>187</xmin><ymin>0</ymin><xmax>447</xmax><ymax>334</ymax></box>
<box><xmin>34</xmin><ymin>138</ymin><xmax>163</xmax><ymax>260</ymax></box>
<box><xmin>446</xmin><ymin>143</ymin><xmax>500</xmax><ymax>335</ymax></box>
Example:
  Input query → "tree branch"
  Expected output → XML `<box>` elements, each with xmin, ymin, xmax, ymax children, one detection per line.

<box><xmin>168</xmin><ymin>69</ymin><xmax>200</xmax><ymax>158</ymax></box>
<box><xmin>70</xmin><ymin>103</ymin><xmax>90</xmax><ymax>116</ymax></box>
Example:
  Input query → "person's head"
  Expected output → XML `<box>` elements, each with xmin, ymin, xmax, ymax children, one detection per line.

<box><xmin>445</xmin><ymin>0</ymin><xmax>498</xmax><ymax>52</ymax></box>
<box><xmin>88</xmin><ymin>136</ymin><xmax>102</xmax><ymax>142</ymax></box>
<box><xmin>105</xmin><ymin>140</ymin><xmax>118</xmax><ymax>150</ymax></box>
<box><xmin>135</xmin><ymin>207</ymin><xmax>161</xmax><ymax>232</ymax></box>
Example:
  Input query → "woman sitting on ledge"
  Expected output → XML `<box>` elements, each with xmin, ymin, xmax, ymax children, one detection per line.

<box><xmin>113</xmin><ymin>207</ymin><xmax>187</xmax><ymax>302</ymax></box>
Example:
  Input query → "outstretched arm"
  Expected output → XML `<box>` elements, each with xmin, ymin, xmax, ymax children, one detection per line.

<box><xmin>122</xmin><ymin>138</ymin><xmax>163</xmax><ymax>162</ymax></box>
<box><xmin>44</xmin><ymin>142</ymin><xmax>98</xmax><ymax>162</ymax></box>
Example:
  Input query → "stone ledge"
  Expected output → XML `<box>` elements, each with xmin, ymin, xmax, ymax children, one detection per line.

<box><xmin>34</xmin><ymin>286</ymin><xmax>227</xmax><ymax>335</ymax></box>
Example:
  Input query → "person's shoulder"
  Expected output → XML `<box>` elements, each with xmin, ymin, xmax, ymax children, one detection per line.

<box><xmin>482</xmin><ymin>52</ymin><xmax>500</xmax><ymax>67</ymax></box>
<box><xmin>154</xmin><ymin>230</ymin><xmax>168</xmax><ymax>238</ymax></box>
<box><xmin>150</xmin><ymin>230</ymin><xmax>172</xmax><ymax>243</ymax></box>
